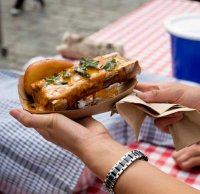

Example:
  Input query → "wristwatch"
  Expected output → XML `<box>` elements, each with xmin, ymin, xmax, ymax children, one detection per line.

<box><xmin>103</xmin><ymin>150</ymin><xmax>148</xmax><ymax>194</ymax></box>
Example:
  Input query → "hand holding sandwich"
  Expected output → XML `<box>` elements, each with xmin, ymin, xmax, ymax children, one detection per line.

<box><xmin>9</xmin><ymin>108</ymin><xmax>109</xmax><ymax>156</ymax></box>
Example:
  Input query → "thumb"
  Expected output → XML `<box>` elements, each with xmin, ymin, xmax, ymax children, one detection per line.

<box><xmin>137</xmin><ymin>89</ymin><xmax>179</xmax><ymax>103</ymax></box>
<box><xmin>9</xmin><ymin>108</ymin><xmax>55</xmax><ymax>129</ymax></box>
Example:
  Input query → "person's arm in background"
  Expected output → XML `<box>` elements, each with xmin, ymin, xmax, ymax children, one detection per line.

<box><xmin>136</xmin><ymin>82</ymin><xmax>200</xmax><ymax>171</ymax></box>
<box><xmin>10</xmin><ymin>109</ymin><xmax>199</xmax><ymax>194</ymax></box>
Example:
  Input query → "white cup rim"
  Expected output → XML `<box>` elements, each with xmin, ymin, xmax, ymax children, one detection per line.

<box><xmin>164</xmin><ymin>14</ymin><xmax>200</xmax><ymax>41</ymax></box>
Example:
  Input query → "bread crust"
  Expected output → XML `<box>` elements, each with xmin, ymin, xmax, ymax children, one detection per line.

<box><xmin>24</xmin><ymin>59</ymin><xmax>73</xmax><ymax>95</ymax></box>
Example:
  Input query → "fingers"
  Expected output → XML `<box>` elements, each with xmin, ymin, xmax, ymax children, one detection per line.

<box><xmin>9</xmin><ymin>108</ymin><xmax>107</xmax><ymax>136</ymax></box>
<box><xmin>136</xmin><ymin>82</ymin><xmax>184</xmax><ymax>104</ymax></box>
<box><xmin>180</xmin><ymin>156</ymin><xmax>200</xmax><ymax>171</ymax></box>
<box><xmin>9</xmin><ymin>108</ymin><xmax>91</xmax><ymax>151</ymax></box>
<box><xmin>10</xmin><ymin>108</ymin><xmax>58</xmax><ymax>143</ymax></box>
<box><xmin>9</xmin><ymin>108</ymin><xmax>84</xmax><ymax>137</ymax></box>
<box><xmin>175</xmin><ymin>156</ymin><xmax>200</xmax><ymax>171</ymax></box>
<box><xmin>9</xmin><ymin>108</ymin><xmax>55</xmax><ymax>130</ymax></box>
<box><xmin>154</xmin><ymin>112</ymin><xmax>183</xmax><ymax>132</ymax></box>
<box><xmin>135</xmin><ymin>83</ymin><xmax>160</xmax><ymax>92</ymax></box>
<box><xmin>136</xmin><ymin>88</ymin><xmax>180</xmax><ymax>103</ymax></box>
<box><xmin>173</xmin><ymin>145</ymin><xmax>200</xmax><ymax>160</ymax></box>
<box><xmin>173</xmin><ymin>145</ymin><xmax>200</xmax><ymax>171</ymax></box>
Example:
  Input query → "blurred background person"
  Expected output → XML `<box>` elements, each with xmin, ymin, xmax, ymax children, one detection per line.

<box><xmin>10</xmin><ymin>0</ymin><xmax>45</xmax><ymax>16</ymax></box>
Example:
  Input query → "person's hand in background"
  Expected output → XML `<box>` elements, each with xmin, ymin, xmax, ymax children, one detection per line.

<box><xmin>172</xmin><ymin>144</ymin><xmax>200</xmax><ymax>171</ymax></box>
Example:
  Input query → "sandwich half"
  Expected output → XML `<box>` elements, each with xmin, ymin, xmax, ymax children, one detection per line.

<box><xmin>24</xmin><ymin>52</ymin><xmax>140</xmax><ymax>111</ymax></box>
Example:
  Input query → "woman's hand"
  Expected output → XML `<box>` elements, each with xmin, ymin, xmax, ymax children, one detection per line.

<box><xmin>173</xmin><ymin>144</ymin><xmax>200</xmax><ymax>171</ymax></box>
<box><xmin>9</xmin><ymin>108</ymin><xmax>130</xmax><ymax>180</ymax></box>
<box><xmin>135</xmin><ymin>82</ymin><xmax>200</xmax><ymax>132</ymax></box>
<box><xmin>136</xmin><ymin>82</ymin><xmax>200</xmax><ymax>109</ymax></box>
<box><xmin>9</xmin><ymin>108</ymin><xmax>110</xmax><ymax>156</ymax></box>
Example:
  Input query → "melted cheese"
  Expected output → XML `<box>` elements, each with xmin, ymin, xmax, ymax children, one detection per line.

<box><xmin>86</xmin><ymin>68</ymin><xmax>100</xmax><ymax>75</ymax></box>
<box><xmin>95</xmin><ymin>87</ymin><xmax>118</xmax><ymax>99</ymax></box>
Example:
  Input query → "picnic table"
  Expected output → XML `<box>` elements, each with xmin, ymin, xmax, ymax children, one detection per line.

<box><xmin>76</xmin><ymin>0</ymin><xmax>200</xmax><ymax>193</ymax></box>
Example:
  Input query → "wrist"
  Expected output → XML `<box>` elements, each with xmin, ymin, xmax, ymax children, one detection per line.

<box><xmin>76</xmin><ymin>134</ymin><xmax>130</xmax><ymax>180</ymax></box>
<box><xmin>72</xmin><ymin>131</ymin><xmax>111</xmax><ymax>155</ymax></box>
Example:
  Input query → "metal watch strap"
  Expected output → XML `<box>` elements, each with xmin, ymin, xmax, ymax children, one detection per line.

<box><xmin>103</xmin><ymin>150</ymin><xmax>148</xmax><ymax>194</ymax></box>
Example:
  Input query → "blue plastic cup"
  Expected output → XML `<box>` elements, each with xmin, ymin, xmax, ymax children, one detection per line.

<box><xmin>165</xmin><ymin>15</ymin><xmax>200</xmax><ymax>83</ymax></box>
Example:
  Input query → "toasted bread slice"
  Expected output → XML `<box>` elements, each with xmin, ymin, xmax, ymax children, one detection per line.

<box><xmin>24</xmin><ymin>59</ymin><xmax>73</xmax><ymax>95</ymax></box>
<box><xmin>31</xmin><ymin>53</ymin><xmax>140</xmax><ymax>111</ymax></box>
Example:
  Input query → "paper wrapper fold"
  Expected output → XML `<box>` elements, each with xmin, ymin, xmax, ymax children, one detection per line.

<box><xmin>116</xmin><ymin>93</ymin><xmax>200</xmax><ymax>150</ymax></box>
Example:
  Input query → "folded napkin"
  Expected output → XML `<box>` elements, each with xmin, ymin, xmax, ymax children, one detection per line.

<box><xmin>116</xmin><ymin>92</ymin><xmax>200</xmax><ymax>150</ymax></box>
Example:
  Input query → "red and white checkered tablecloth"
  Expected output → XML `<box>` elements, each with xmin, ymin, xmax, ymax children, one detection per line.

<box><xmin>76</xmin><ymin>0</ymin><xmax>200</xmax><ymax>193</ymax></box>
<box><xmin>90</xmin><ymin>0</ymin><xmax>200</xmax><ymax>77</ymax></box>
